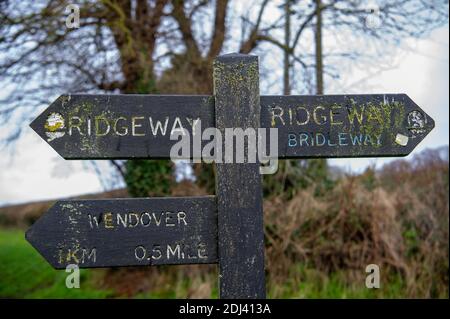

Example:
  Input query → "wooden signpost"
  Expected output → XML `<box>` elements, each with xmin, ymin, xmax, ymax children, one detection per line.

<box><xmin>26</xmin><ymin>53</ymin><xmax>434</xmax><ymax>299</ymax></box>
<box><xmin>30</xmin><ymin>94</ymin><xmax>432</xmax><ymax>159</ymax></box>
<box><xmin>26</xmin><ymin>197</ymin><xmax>217</xmax><ymax>268</ymax></box>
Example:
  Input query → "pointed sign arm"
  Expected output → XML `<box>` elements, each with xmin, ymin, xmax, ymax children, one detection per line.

<box><xmin>30</xmin><ymin>93</ymin><xmax>434</xmax><ymax>159</ymax></box>
<box><xmin>25</xmin><ymin>196</ymin><xmax>218</xmax><ymax>269</ymax></box>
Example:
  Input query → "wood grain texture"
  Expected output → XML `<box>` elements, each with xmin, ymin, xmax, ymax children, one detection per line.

<box><xmin>213</xmin><ymin>53</ymin><xmax>266</xmax><ymax>299</ymax></box>
<box><xmin>25</xmin><ymin>196</ymin><xmax>217</xmax><ymax>269</ymax></box>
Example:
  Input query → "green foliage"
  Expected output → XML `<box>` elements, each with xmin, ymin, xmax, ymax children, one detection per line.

<box><xmin>135</xmin><ymin>74</ymin><xmax>158</xmax><ymax>94</ymax></box>
<box><xmin>263</xmin><ymin>159</ymin><xmax>335</xmax><ymax>199</ymax></box>
<box><xmin>308</xmin><ymin>159</ymin><xmax>336</xmax><ymax>196</ymax></box>
<box><xmin>403</xmin><ymin>225</ymin><xmax>420</xmax><ymax>257</ymax></box>
<box><xmin>124</xmin><ymin>160</ymin><xmax>175</xmax><ymax>197</ymax></box>
<box><xmin>0</xmin><ymin>229</ymin><xmax>113</xmax><ymax>298</ymax></box>
<box><xmin>360</xmin><ymin>167</ymin><xmax>378</xmax><ymax>191</ymax></box>
<box><xmin>307</xmin><ymin>159</ymin><xmax>327</xmax><ymax>181</ymax></box>
<box><xmin>267</xmin><ymin>265</ymin><xmax>407</xmax><ymax>298</ymax></box>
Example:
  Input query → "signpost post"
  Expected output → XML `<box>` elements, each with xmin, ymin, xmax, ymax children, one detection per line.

<box><xmin>26</xmin><ymin>53</ymin><xmax>435</xmax><ymax>299</ymax></box>
<box><xmin>213</xmin><ymin>54</ymin><xmax>266</xmax><ymax>298</ymax></box>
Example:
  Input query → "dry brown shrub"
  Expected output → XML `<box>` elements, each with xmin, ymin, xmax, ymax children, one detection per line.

<box><xmin>379</xmin><ymin>148</ymin><xmax>449</xmax><ymax>297</ymax></box>
<box><xmin>265</xmin><ymin>178</ymin><xmax>407</xmax><ymax>282</ymax></box>
<box><xmin>264</xmin><ymin>148</ymin><xmax>448</xmax><ymax>297</ymax></box>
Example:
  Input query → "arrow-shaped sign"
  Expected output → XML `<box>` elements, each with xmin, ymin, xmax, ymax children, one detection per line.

<box><xmin>30</xmin><ymin>95</ymin><xmax>215</xmax><ymax>159</ymax></box>
<box><xmin>263</xmin><ymin>94</ymin><xmax>435</xmax><ymax>158</ymax></box>
<box><xmin>30</xmin><ymin>94</ymin><xmax>434</xmax><ymax>159</ymax></box>
<box><xmin>25</xmin><ymin>196</ymin><xmax>217</xmax><ymax>269</ymax></box>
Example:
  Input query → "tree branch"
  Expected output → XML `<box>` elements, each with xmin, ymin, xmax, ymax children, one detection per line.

<box><xmin>239</xmin><ymin>0</ymin><xmax>270</xmax><ymax>54</ymax></box>
<box><xmin>207</xmin><ymin>0</ymin><xmax>229</xmax><ymax>59</ymax></box>
<box><xmin>172</xmin><ymin>0</ymin><xmax>201</xmax><ymax>56</ymax></box>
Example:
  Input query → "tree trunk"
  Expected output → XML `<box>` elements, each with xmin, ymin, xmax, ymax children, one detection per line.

<box><xmin>315</xmin><ymin>0</ymin><xmax>324</xmax><ymax>95</ymax></box>
<box><xmin>283</xmin><ymin>0</ymin><xmax>291</xmax><ymax>95</ymax></box>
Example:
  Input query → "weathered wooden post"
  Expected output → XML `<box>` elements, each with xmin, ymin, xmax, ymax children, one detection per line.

<box><xmin>213</xmin><ymin>53</ymin><xmax>266</xmax><ymax>298</ymax></box>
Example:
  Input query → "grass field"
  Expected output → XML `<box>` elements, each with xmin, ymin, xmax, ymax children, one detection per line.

<box><xmin>0</xmin><ymin>228</ymin><xmax>412</xmax><ymax>298</ymax></box>
<box><xmin>0</xmin><ymin>228</ymin><xmax>113</xmax><ymax>298</ymax></box>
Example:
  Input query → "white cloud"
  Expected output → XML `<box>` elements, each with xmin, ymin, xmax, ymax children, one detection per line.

<box><xmin>330</xmin><ymin>26</ymin><xmax>449</xmax><ymax>172</ymax></box>
<box><xmin>0</xmin><ymin>129</ymin><xmax>102</xmax><ymax>205</ymax></box>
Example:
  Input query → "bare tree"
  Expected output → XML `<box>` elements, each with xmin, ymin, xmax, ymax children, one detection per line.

<box><xmin>283</xmin><ymin>0</ymin><xmax>291</xmax><ymax>95</ymax></box>
<box><xmin>314</xmin><ymin>0</ymin><xmax>324</xmax><ymax>95</ymax></box>
<box><xmin>0</xmin><ymin>0</ymin><xmax>276</xmax><ymax>188</ymax></box>
<box><xmin>257</xmin><ymin>0</ymin><xmax>447</xmax><ymax>95</ymax></box>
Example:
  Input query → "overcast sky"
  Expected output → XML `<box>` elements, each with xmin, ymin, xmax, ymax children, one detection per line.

<box><xmin>0</xmin><ymin>22</ymin><xmax>448</xmax><ymax>206</ymax></box>
<box><xmin>329</xmin><ymin>26</ymin><xmax>449</xmax><ymax>171</ymax></box>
